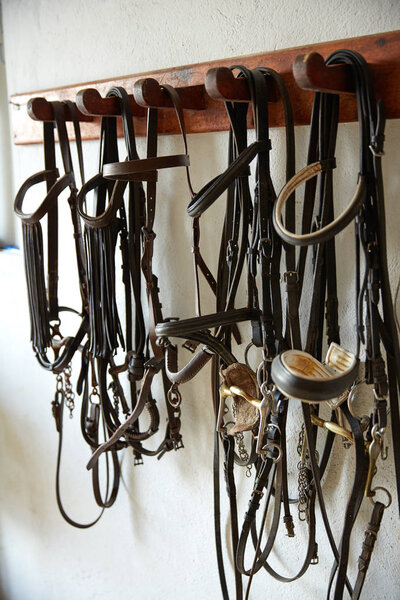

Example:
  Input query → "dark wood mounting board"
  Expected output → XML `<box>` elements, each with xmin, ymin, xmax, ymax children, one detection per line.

<box><xmin>10</xmin><ymin>30</ymin><xmax>400</xmax><ymax>145</ymax></box>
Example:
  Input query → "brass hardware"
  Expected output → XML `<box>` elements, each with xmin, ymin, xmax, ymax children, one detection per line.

<box><xmin>310</xmin><ymin>411</ymin><xmax>354</xmax><ymax>443</ymax></box>
<box><xmin>365</xmin><ymin>424</ymin><xmax>387</xmax><ymax>498</ymax></box>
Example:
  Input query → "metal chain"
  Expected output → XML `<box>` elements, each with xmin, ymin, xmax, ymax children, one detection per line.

<box><xmin>297</xmin><ymin>424</ymin><xmax>309</xmax><ymax>520</ymax></box>
<box><xmin>297</xmin><ymin>422</ymin><xmax>305</xmax><ymax>456</ymax></box>
<box><xmin>296</xmin><ymin>423</ymin><xmax>318</xmax><ymax>522</ymax></box>
<box><xmin>56</xmin><ymin>372</ymin><xmax>63</xmax><ymax>393</ymax></box>
<box><xmin>110</xmin><ymin>381</ymin><xmax>120</xmax><ymax>416</ymax></box>
<box><xmin>63</xmin><ymin>363</ymin><xmax>75</xmax><ymax>418</ymax></box>
<box><xmin>232</xmin><ymin>400</ymin><xmax>252</xmax><ymax>477</ymax></box>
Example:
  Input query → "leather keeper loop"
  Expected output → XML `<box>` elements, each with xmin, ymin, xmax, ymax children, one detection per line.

<box><xmin>128</xmin><ymin>353</ymin><xmax>145</xmax><ymax>382</ymax></box>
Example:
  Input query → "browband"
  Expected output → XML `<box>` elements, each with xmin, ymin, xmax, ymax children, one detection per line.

<box><xmin>103</xmin><ymin>153</ymin><xmax>190</xmax><ymax>181</ymax></box>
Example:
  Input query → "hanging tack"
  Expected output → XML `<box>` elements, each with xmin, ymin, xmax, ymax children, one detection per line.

<box><xmin>27</xmin><ymin>97</ymin><xmax>93</xmax><ymax>122</ymax></box>
<box><xmin>75</xmin><ymin>88</ymin><xmax>147</xmax><ymax>117</ymax></box>
<box><xmin>133</xmin><ymin>77</ymin><xmax>206</xmax><ymax>109</ymax></box>
<box><xmin>293</xmin><ymin>52</ymin><xmax>356</xmax><ymax>95</ymax></box>
<box><xmin>205</xmin><ymin>67</ymin><xmax>279</xmax><ymax>102</ymax></box>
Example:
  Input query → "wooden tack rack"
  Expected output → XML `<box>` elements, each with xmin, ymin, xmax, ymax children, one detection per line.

<box><xmin>9</xmin><ymin>30</ymin><xmax>400</xmax><ymax>145</ymax></box>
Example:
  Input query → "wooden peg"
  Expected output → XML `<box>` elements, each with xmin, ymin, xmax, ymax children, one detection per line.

<box><xmin>75</xmin><ymin>88</ymin><xmax>147</xmax><ymax>117</ymax></box>
<box><xmin>293</xmin><ymin>52</ymin><xmax>356</xmax><ymax>95</ymax></box>
<box><xmin>133</xmin><ymin>78</ymin><xmax>206</xmax><ymax>109</ymax></box>
<box><xmin>27</xmin><ymin>97</ymin><xmax>93</xmax><ymax>122</ymax></box>
<box><xmin>205</xmin><ymin>67</ymin><xmax>279</xmax><ymax>103</ymax></box>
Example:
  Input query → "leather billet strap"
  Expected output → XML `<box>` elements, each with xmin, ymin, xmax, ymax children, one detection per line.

<box><xmin>256</xmin><ymin>67</ymin><xmax>299</xmax><ymax>351</ymax></box>
<box><xmin>211</xmin><ymin>357</ymin><xmax>230</xmax><ymax>600</ymax></box>
<box><xmin>273</xmin><ymin>159</ymin><xmax>367</xmax><ymax>247</ymax></box>
<box><xmin>135</xmin><ymin>97</ymin><xmax>187</xmax><ymax>451</ymax></box>
<box><xmin>213</xmin><ymin>96</ymin><xmax>251</xmax><ymax>333</ymax></box>
<box><xmin>245</xmin><ymin>66</ymin><xmax>279</xmax><ymax>355</ymax></box>
<box><xmin>52</xmin><ymin>102</ymin><xmax>88</xmax><ymax>316</ymax></box>
<box><xmin>326</xmin><ymin>402</ymin><xmax>369</xmax><ymax>599</ymax></box>
<box><xmin>42</xmin><ymin>121</ymin><xmax>59</xmax><ymax>321</ymax></box>
<box><xmin>352</xmin><ymin>501</ymin><xmax>386</xmax><ymax>599</ymax></box>
<box><xmin>159</xmin><ymin>83</ymin><xmax>195</xmax><ymax>197</ymax></box>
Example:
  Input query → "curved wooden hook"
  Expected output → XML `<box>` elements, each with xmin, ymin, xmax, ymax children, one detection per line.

<box><xmin>28</xmin><ymin>97</ymin><xmax>93</xmax><ymax>122</ymax></box>
<box><xmin>205</xmin><ymin>66</ymin><xmax>279</xmax><ymax>102</ymax></box>
<box><xmin>75</xmin><ymin>88</ymin><xmax>146</xmax><ymax>117</ymax></box>
<box><xmin>293</xmin><ymin>52</ymin><xmax>356</xmax><ymax>95</ymax></box>
<box><xmin>133</xmin><ymin>77</ymin><xmax>206</xmax><ymax>109</ymax></box>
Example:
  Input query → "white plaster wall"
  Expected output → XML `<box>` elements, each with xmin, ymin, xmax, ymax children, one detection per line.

<box><xmin>1</xmin><ymin>1</ymin><xmax>400</xmax><ymax>599</ymax></box>
<box><xmin>0</xmin><ymin>7</ymin><xmax>14</xmax><ymax>245</ymax></box>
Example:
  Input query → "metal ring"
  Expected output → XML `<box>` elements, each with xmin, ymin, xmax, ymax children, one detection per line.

<box><xmin>244</xmin><ymin>342</ymin><xmax>254</xmax><ymax>368</ymax></box>
<box><xmin>347</xmin><ymin>379</ymin><xmax>365</xmax><ymax>418</ymax></box>
<box><xmin>167</xmin><ymin>384</ymin><xmax>182</xmax><ymax>409</ymax></box>
<box><xmin>257</xmin><ymin>360</ymin><xmax>270</xmax><ymax>388</ymax></box>
<box><xmin>266</xmin><ymin>422</ymin><xmax>282</xmax><ymax>436</ymax></box>
<box><xmin>261</xmin><ymin>442</ymin><xmax>282</xmax><ymax>464</ymax></box>
<box><xmin>89</xmin><ymin>387</ymin><xmax>100</xmax><ymax>405</ymax></box>
<box><xmin>369</xmin><ymin>486</ymin><xmax>392</xmax><ymax>508</ymax></box>
<box><xmin>56</xmin><ymin>375</ymin><xmax>63</xmax><ymax>392</ymax></box>
<box><xmin>271</xmin><ymin>394</ymin><xmax>282</xmax><ymax>416</ymax></box>
<box><xmin>260</xmin><ymin>380</ymin><xmax>271</xmax><ymax>399</ymax></box>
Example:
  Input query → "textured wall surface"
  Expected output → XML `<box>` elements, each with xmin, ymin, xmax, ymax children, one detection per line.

<box><xmin>0</xmin><ymin>8</ymin><xmax>14</xmax><ymax>245</ymax></box>
<box><xmin>1</xmin><ymin>1</ymin><xmax>400</xmax><ymax>599</ymax></box>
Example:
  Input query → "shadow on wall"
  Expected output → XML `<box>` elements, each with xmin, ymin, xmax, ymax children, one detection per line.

<box><xmin>0</xmin><ymin>7</ymin><xmax>15</xmax><ymax>247</ymax></box>
<box><xmin>0</xmin><ymin>402</ymin><xmax>53</xmax><ymax>526</ymax></box>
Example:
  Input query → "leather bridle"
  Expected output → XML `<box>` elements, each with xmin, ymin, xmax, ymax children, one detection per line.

<box><xmin>14</xmin><ymin>49</ymin><xmax>399</xmax><ymax>600</ymax></box>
